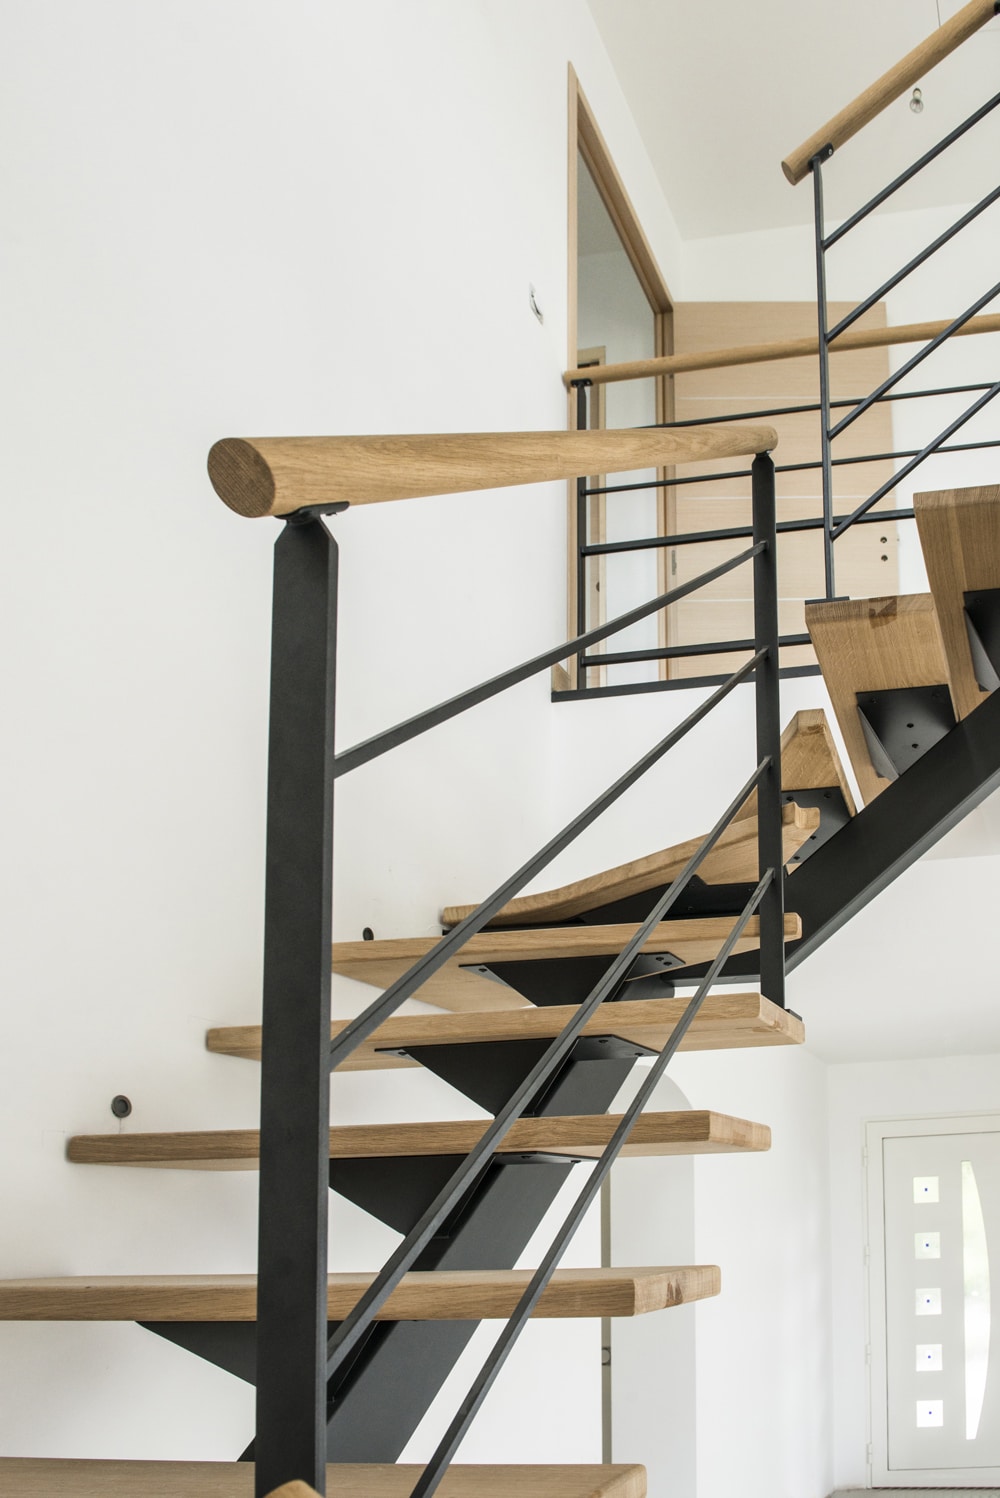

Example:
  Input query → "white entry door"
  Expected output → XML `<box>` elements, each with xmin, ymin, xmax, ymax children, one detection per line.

<box><xmin>868</xmin><ymin>1116</ymin><xmax>1000</xmax><ymax>1485</ymax></box>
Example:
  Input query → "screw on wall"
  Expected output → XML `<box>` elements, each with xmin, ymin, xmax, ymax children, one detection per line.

<box><xmin>110</xmin><ymin>1095</ymin><xmax>132</xmax><ymax>1120</ymax></box>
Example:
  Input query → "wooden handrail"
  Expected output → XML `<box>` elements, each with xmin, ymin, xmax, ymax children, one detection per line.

<box><xmin>208</xmin><ymin>427</ymin><xmax>778</xmax><ymax>518</ymax></box>
<box><xmin>563</xmin><ymin>312</ymin><xmax>1000</xmax><ymax>387</ymax></box>
<box><xmin>782</xmin><ymin>0</ymin><xmax>998</xmax><ymax>185</ymax></box>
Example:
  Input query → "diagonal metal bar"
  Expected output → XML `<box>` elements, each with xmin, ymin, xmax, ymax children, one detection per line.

<box><xmin>824</xmin><ymin>89</ymin><xmax>1000</xmax><ymax>249</ymax></box>
<box><xmin>831</xmin><ymin>379</ymin><xmax>1000</xmax><ymax>537</ymax></box>
<box><xmin>828</xmin><ymin>185</ymin><xmax>1000</xmax><ymax>343</ymax></box>
<box><xmin>334</xmin><ymin>545</ymin><xmax>761</xmax><ymax>777</ymax></box>
<box><xmin>828</xmin><ymin>280</ymin><xmax>1000</xmax><ymax>440</ymax></box>
<box><xmin>582</xmin><ymin>634</ymin><xmax>810</xmax><ymax>667</ymax></box>
<box><xmin>328</xmin><ymin>651</ymin><xmax>762</xmax><ymax>1074</ymax></box>
<box><xmin>407</xmin><ymin>871</ymin><xmax>773</xmax><ymax>1498</ymax></box>
<box><xmin>325</xmin><ymin>759</ymin><xmax>770</xmax><ymax>1384</ymax></box>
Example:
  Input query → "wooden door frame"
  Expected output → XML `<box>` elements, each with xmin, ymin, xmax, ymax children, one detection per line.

<box><xmin>563</xmin><ymin>66</ymin><xmax>675</xmax><ymax>690</ymax></box>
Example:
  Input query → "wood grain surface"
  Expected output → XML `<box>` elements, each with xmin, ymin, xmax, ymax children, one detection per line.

<box><xmin>67</xmin><ymin>1110</ymin><xmax>770</xmax><ymax>1170</ymax></box>
<box><xmin>207</xmin><ymin>992</ymin><xmax>805</xmax><ymax>1067</ymax></box>
<box><xmin>737</xmin><ymin>708</ymin><xmax>857</xmax><ymax>823</ymax></box>
<box><xmin>440</xmin><ymin>803</ymin><xmax>817</xmax><ymax>927</ymax></box>
<box><xmin>781</xmin><ymin>0</ymin><xmax>998</xmax><ymax>183</ymax></box>
<box><xmin>0</xmin><ymin>1461</ymin><xmax>647</xmax><ymax>1498</ymax></box>
<box><xmin>207</xmin><ymin>428</ymin><xmax>777</xmax><ymax>518</ymax></box>
<box><xmin>563</xmin><ymin>313</ymin><xmax>1000</xmax><ymax>387</ymax></box>
<box><xmin>806</xmin><ymin>593</ymin><xmax>951</xmax><ymax>804</ymax></box>
<box><xmin>0</xmin><ymin>1267</ymin><xmax>720</xmax><ymax>1322</ymax></box>
<box><xmin>330</xmin><ymin>915</ymin><xmax>801</xmax><ymax>1012</ymax></box>
<box><xmin>915</xmin><ymin>484</ymin><xmax>1000</xmax><ymax>719</ymax></box>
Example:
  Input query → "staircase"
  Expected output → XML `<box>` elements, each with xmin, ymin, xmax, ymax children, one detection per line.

<box><xmin>5</xmin><ymin>4</ymin><xmax>1000</xmax><ymax>1497</ymax></box>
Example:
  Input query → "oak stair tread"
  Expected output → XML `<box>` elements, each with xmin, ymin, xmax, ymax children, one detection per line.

<box><xmin>0</xmin><ymin>1267</ymin><xmax>720</xmax><ymax>1322</ymax></box>
<box><xmin>208</xmin><ymin>991</ymin><xmax>804</xmax><ymax>1068</ymax></box>
<box><xmin>0</xmin><ymin>1459</ymin><xmax>646</xmax><ymax>1498</ymax></box>
<box><xmin>914</xmin><ymin>483</ymin><xmax>1000</xmax><ymax>720</ymax></box>
<box><xmin>440</xmin><ymin>803</ymin><xmax>818</xmax><ymax>928</ymax></box>
<box><xmin>67</xmin><ymin>1109</ymin><xmax>771</xmax><ymax>1169</ymax></box>
<box><xmin>737</xmin><ymin>707</ymin><xmax>856</xmax><ymax>823</ymax></box>
<box><xmin>331</xmin><ymin>915</ymin><xmax>801</xmax><ymax>1013</ymax></box>
<box><xmin>0</xmin><ymin>1461</ymin><xmax>646</xmax><ymax>1498</ymax></box>
<box><xmin>805</xmin><ymin>593</ymin><xmax>952</xmax><ymax>805</ymax></box>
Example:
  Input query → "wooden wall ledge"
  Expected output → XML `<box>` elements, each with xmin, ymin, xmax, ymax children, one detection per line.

<box><xmin>563</xmin><ymin>312</ymin><xmax>1000</xmax><ymax>387</ymax></box>
<box><xmin>782</xmin><ymin>0</ymin><xmax>998</xmax><ymax>185</ymax></box>
<box><xmin>207</xmin><ymin>426</ymin><xmax>778</xmax><ymax>518</ymax></box>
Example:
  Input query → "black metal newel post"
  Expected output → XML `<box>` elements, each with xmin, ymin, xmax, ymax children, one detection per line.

<box><xmin>751</xmin><ymin>452</ymin><xmax>786</xmax><ymax>1009</ymax></box>
<box><xmin>811</xmin><ymin>150</ymin><xmax>837</xmax><ymax>601</ymax></box>
<box><xmin>254</xmin><ymin>516</ymin><xmax>338</xmax><ymax>1498</ymax></box>
<box><xmin>575</xmin><ymin>380</ymin><xmax>590</xmax><ymax>689</ymax></box>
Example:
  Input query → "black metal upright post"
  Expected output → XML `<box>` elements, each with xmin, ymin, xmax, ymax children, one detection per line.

<box><xmin>751</xmin><ymin>452</ymin><xmax>786</xmax><ymax>1009</ymax></box>
<box><xmin>254</xmin><ymin>516</ymin><xmax>338</xmax><ymax>1497</ymax></box>
<box><xmin>575</xmin><ymin>381</ymin><xmax>590</xmax><ymax>689</ymax></box>
<box><xmin>812</xmin><ymin>152</ymin><xmax>837</xmax><ymax>601</ymax></box>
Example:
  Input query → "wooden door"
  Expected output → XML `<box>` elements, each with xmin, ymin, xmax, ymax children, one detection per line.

<box><xmin>663</xmin><ymin>302</ymin><xmax>901</xmax><ymax>677</ymax></box>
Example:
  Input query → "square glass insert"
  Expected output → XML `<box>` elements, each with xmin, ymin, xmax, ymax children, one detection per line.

<box><xmin>916</xmin><ymin>1288</ymin><xmax>942</xmax><ymax>1315</ymax></box>
<box><xmin>914</xmin><ymin>1176</ymin><xmax>940</xmax><ymax>1203</ymax></box>
<box><xmin>916</xmin><ymin>1343</ymin><xmax>943</xmax><ymax>1371</ymax></box>
<box><xmin>916</xmin><ymin>1399</ymin><xmax>944</xmax><ymax>1427</ymax></box>
<box><xmin>915</xmin><ymin>1230</ymin><xmax>941</xmax><ymax>1259</ymax></box>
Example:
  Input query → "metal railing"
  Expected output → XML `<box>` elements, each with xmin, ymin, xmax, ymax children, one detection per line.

<box><xmin>565</xmin><ymin>86</ymin><xmax>1000</xmax><ymax>701</ymax></box>
<box><xmin>246</xmin><ymin>448</ymin><xmax>785</xmax><ymax>1495</ymax></box>
<box><xmin>811</xmin><ymin>85</ymin><xmax>1000</xmax><ymax>597</ymax></box>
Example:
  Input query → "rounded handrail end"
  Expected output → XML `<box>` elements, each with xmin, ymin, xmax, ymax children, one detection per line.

<box><xmin>208</xmin><ymin>438</ymin><xmax>276</xmax><ymax>518</ymax></box>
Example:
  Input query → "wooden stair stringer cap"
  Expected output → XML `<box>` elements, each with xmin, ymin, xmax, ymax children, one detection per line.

<box><xmin>0</xmin><ymin>1461</ymin><xmax>647</xmax><ymax>1498</ymax></box>
<box><xmin>736</xmin><ymin>707</ymin><xmax>856</xmax><ymax>821</ymax></box>
<box><xmin>914</xmin><ymin>484</ymin><xmax>1000</xmax><ymax>719</ymax></box>
<box><xmin>67</xmin><ymin>1109</ymin><xmax>771</xmax><ymax>1169</ymax></box>
<box><xmin>440</xmin><ymin>804</ymin><xmax>819</xmax><ymax>927</ymax></box>
<box><xmin>0</xmin><ymin>1266</ymin><xmax>720</xmax><ymax>1322</ymax></box>
<box><xmin>208</xmin><ymin>991</ymin><xmax>805</xmax><ymax>1067</ymax></box>
<box><xmin>805</xmin><ymin>593</ymin><xmax>951</xmax><ymax>805</ymax></box>
<box><xmin>331</xmin><ymin>914</ymin><xmax>801</xmax><ymax>1013</ymax></box>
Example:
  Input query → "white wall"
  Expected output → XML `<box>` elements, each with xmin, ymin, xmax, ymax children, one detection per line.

<box><xmin>0</xmin><ymin>0</ymin><xmax>686</xmax><ymax>1469</ymax></box>
<box><xmin>828</xmin><ymin>1057</ymin><xmax>1000</xmax><ymax>1490</ymax></box>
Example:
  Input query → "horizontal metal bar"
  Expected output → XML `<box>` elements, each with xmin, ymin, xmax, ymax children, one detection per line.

<box><xmin>651</xmin><ymin>381</ymin><xmax>996</xmax><ymax>430</ymax></box>
<box><xmin>828</xmin><ymin>185</ymin><xmax>1000</xmax><ymax>342</ymax></box>
<box><xmin>829</xmin><ymin>279</ymin><xmax>1000</xmax><ymax>440</ymax></box>
<box><xmin>409</xmin><ymin>870</ymin><xmax>773</xmax><ymax>1498</ymax></box>
<box><xmin>585</xmin><ymin>468</ymin><xmax>752</xmax><ymax>497</ymax></box>
<box><xmin>328</xmin><ymin>649</ymin><xmax>762</xmax><ymax>1072</ymax></box>
<box><xmin>552</xmin><ymin>661</ymin><xmax>822</xmax><ymax>702</ymax></box>
<box><xmin>831</xmin><ymin>380</ymin><xmax>1000</xmax><ymax>537</ymax></box>
<box><xmin>824</xmin><ymin>89</ymin><xmax>1000</xmax><ymax>249</ymax></box>
<box><xmin>584</xmin><ymin>505</ymin><xmax>921</xmax><ymax>557</ymax></box>
<box><xmin>325</xmin><ymin>759</ymin><xmax>769</xmax><ymax>1393</ymax></box>
<box><xmin>335</xmin><ymin>546</ymin><xmax>761</xmax><ymax>776</ymax></box>
<box><xmin>582</xmin><ymin>633</ymin><xmax>811</xmax><ymax>667</ymax></box>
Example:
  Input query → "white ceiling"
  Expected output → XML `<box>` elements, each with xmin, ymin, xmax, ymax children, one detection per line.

<box><xmin>586</xmin><ymin>0</ymin><xmax>1000</xmax><ymax>239</ymax></box>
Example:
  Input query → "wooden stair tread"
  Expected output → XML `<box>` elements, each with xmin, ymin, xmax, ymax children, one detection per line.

<box><xmin>737</xmin><ymin>708</ymin><xmax>857</xmax><ymax>822</ymax></box>
<box><xmin>331</xmin><ymin>914</ymin><xmax>801</xmax><ymax>1013</ymax></box>
<box><xmin>0</xmin><ymin>1266</ymin><xmax>719</xmax><ymax>1322</ymax></box>
<box><xmin>67</xmin><ymin>1109</ymin><xmax>771</xmax><ymax>1169</ymax></box>
<box><xmin>440</xmin><ymin>804</ymin><xmax>818</xmax><ymax>927</ymax></box>
<box><xmin>208</xmin><ymin>992</ymin><xmax>804</xmax><ymax>1067</ymax></box>
<box><xmin>915</xmin><ymin>484</ymin><xmax>1000</xmax><ymax>720</ymax></box>
<box><xmin>805</xmin><ymin>593</ymin><xmax>951</xmax><ymax>805</ymax></box>
<box><xmin>0</xmin><ymin>1460</ymin><xmax>646</xmax><ymax>1498</ymax></box>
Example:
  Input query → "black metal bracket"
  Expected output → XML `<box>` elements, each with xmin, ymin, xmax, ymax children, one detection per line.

<box><xmin>783</xmin><ymin>786</ymin><xmax>852</xmax><ymax>865</ymax></box>
<box><xmin>461</xmin><ymin>951</ymin><xmax>681</xmax><ymax>1007</ymax></box>
<box><xmin>284</xmin><ymin>502</ymin><xmax>350</xmax><ymax>527</ymax></box>
<box><xmin>856</xmin><ymin>684</ymin><xmax>955</xmax><ymax>781</ymax></box>
<box><xmin>964</xmin><ymin>588</ymin><xmax>1000</xmax><ymax>692</ymax></box>
<box><xmin>396</xmin><ymin>1032</ymin><xmax>653</xmax><ymax>1115</ymax></box>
